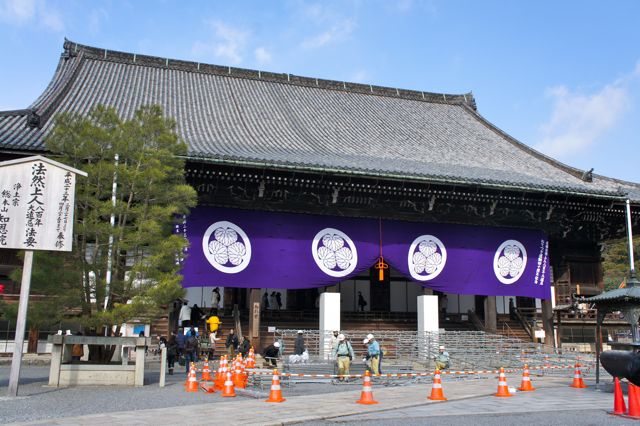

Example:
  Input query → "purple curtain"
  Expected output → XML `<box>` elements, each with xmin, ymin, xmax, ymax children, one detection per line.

<box><xmin>178</xmin><ymin>207</ymin><xmax>550</xmax><ymax>299</ymax></box>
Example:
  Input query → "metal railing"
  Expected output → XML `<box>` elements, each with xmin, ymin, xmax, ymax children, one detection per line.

<box><xmin>272</xmin><ymin>328</ymin><xmax>592</xmax><ymax>373</ymax></box>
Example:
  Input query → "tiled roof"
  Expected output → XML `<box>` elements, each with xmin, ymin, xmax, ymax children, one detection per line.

<box><xmin>0</xmin><ymin>39</ymin><xmax>637</xmax><ymax>199</ymax></box>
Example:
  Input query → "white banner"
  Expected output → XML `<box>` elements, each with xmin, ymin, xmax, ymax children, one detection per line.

<box><xmin>0</xmin><ymin>156</ymin><xmax>85</xmax><ymax>252</ymax></box>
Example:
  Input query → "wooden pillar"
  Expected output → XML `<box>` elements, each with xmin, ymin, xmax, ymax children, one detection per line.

<box><xmin>541</xmin><ymin>298</ymin><xmax>554</xmax><ymax>347</ymax></box>
<box><xmin>248</xmin><ymin>289</ymin><xmax>262</xmax><ymax>352</ymax></box>
<box><xmin>485</xmin><ymin>296</ymin><xmax>497</xmax><ymax>332</ymax></box>
<box><xmin>422</xmin><ymin>287</ymin><xmax>433</xmax><ymax>295</ymax></box>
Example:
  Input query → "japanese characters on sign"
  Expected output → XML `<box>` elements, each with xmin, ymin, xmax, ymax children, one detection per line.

<box><xmin>0</xmin><ymin>157</ymin><xmax>83</xmax><ymax>252</ymax></box>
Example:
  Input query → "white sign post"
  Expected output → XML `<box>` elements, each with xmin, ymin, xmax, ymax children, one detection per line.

<box><xmin>0</xmin><ymin>156</ymin><xmax>87</xmax><ymax>397</ymax></box>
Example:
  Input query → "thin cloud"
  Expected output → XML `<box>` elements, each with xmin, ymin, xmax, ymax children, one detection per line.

<box><xmin>350</xmin><ymin>70</ymin><xmax>370</xmax><ymax>83</ymax></box>
<box><xmin>535</xmin><ymin>64</ymin><xmax>639</xmax><ymax>158</ymax></box>
<box><xmin>88</xmin><ymin>8</ymin><xmax>108</xmax><ymax>36</ymax></box>
<box><xmin>0</xmin><ymin>0</ymin><xmax>63</xmax><ymax>32</ymax></box>
<box><xmin>301</xmin><ymin>18</ymin><xmax>355</xmax><ymax>49</ymax></box>
<box><xmin>192</xmin><ymin>20</ymin><xmax>249</xmax><ymax>64</ymax></box>
<box><xmin>0</xmin><ymin>0</ymin><xmax>35</xmax><ymax>23</ymax></box>
<box><xmin>254</xmin><ymin>47</ymin><xmax>272</xmax><ymax>64</ymax></box>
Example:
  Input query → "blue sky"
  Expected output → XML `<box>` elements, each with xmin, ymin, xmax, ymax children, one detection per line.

<box><xmin>1</xmin><ymin>0</ymin><xmax>639</xmax><ymax>182</ymax></box>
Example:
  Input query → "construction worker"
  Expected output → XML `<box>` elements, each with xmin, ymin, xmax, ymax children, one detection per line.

<box><xmin>263</xmin><ymin>341</ymin><xmax>281</xmax><ymax>367</ymax></box>
<box><xmin>332</xmin><ymin>334</ymin><xmax>354</xmax><ymax>381</ymax></box>
<box><xmin>363</xmin><ymin>333</ymin><xmax>380</xmax><ymax>375</ymax></box>
<box><xmin>434</xmin><ymin>345</ymin><xmax>450</xmax><ymax>370</ymax></box>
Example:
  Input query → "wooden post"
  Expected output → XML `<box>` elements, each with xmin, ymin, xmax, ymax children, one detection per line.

<box><xmin>7</xmin><ymin>250</ymin><xmax>34</xmax><ymax>397</ymax></box>
<box><xmin>159</xmin><ymin>347</ymin><xmax>167</xmax><ymax>387</ymax></box>
<box><xmin>248</xmin><ymin>289</ymin><xmax>261</xmax><ymax>351</ymax></box>
<box><xmin>541</xmin><ymin>299</ymin><xmax>555</xmax><ymax>347</ymax></box>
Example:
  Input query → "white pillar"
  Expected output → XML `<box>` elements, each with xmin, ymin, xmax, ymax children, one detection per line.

<box><xmin>417</xmin><ymin>295</ymin><xmax>439</xmax><ymax>360</ymax></box>
<box><xmin>319</xmin><ymin>292</ymin><xmax>341</xmax><ymax>360</ymax></box>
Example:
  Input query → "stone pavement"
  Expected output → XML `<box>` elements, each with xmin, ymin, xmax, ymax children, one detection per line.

<box><xmin>8</xmin><ymin>375</ymin><xmax>614</xmax><ymax>426</ymax></box>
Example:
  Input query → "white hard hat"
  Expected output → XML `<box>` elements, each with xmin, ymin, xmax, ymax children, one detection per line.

<box><xmin>366</xmin><ymin>333</ymin><xmax>374</xmax><ymax>340</ymax></box>
<box><xmin>363</xmin><ymin>338</ymin><xmax>369</xmax><ymax>344</ymax></box>
<box><xmin>337</xmin><ymin>334</ymin><xmax>345</xmax><ymax>341</ymax></box>
<box><xmin>274</xmin><ymin>341</ymin><xmax>281</xmax><ymax>348</ymax></box>
<box><xmin>297</xmin><ymin>330</ymin><xmax>303</xmax><ymax>334</ymax></box>
<box><xmin>439</xmin><ymin>345</ymin><xmax>445</xmax><ymax>350</ymax></box>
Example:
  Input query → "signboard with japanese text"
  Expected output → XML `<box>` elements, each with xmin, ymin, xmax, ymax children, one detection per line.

<box><xmin>0</xmin><ymin>156</ymin><xmax>87</xmax><ymax>252</ymax></box>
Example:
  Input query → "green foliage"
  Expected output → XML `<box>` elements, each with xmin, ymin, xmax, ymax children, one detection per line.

<box><xmin>602</xmin><ymin>237</ymin><xmax>640</xmax><ymax>290</ymax></box>
<box><xmin>20</xmin><ymin>104</ymin><xmax>198</xmax><ymax>327</ymax></box>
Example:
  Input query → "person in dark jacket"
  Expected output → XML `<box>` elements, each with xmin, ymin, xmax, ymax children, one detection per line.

<box><xmin>225</xmin><ymin>328</ymin><xmax>239</xmax><ymax>358</ymax></box>
<box><xmin>239</xmin><ymin>336</ymin><xmax>251</xmax><ymax>358</ymax></box>
<box><xmin>176</xmin><ymin>328</ymin><xmax>186</xmax><ymax>357</ymax></box>
<box><xmin>294</xmin><ymin>330</ymin><xmax>305</xmax><ymax>355</ymax></box>
<box><xmin>184</xmin><ymin>332</ymin><xmax>199</xmax><ymax>373</ymax></box>
<box><xmin>166</xmin><ymin>334</ymin><xmax>178</xmax><ymax>375</ymax></box>
<box><xmin>263</xmin><ymin>341</ymin><xmax>280</xmax><ymax>367</ymax></box>
<box><xmin>191</xmin><ymin>304</ymin><xmax>203</xmax><ymax>328</ymax></box>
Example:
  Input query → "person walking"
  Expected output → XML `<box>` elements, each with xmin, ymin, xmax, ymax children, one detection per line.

<box><xmin>179</xmin><ymin>301</ymin><xmax>191</xmax><ymax>327</ymax></box>
<box><xmin>330</xmin><ymin>330</ymin><xmax>340</xmax><ymax>356</ymax></box>
<box><xmin>184</xmin><ymin>331</ymin><xmax>199</xmax><ymax>373</ymax></box>
<box><xmin>206</xmin><ymin>313</ymin><xmax>221</xmax><ymax>335</ymax></box>
<box><xmin>166</xmin><ymin>334</ymin><xmax>178</xmax><ymax>375</ymax></box>
<box><xmin>208</xmin><ymin>328</ymin><xmax>219</xmax><ymax>359</ymax></box>
<box><xmin>363</xmin><ymin>333</ymin><xmax>380</xmax><ymax>375</ymax></box>
<box><xmin>191</xmin><ymin>304</ymin><xmax>203</xmax><ymax>328</ymax></box>
<box><xmin>225</xmin><ymin>328</ymin><xmax>239</xmax><ymax>358</ymax></box>
<box><xmin>276</xmin><ymin>292</ymin><xmax>283</xmax><ymax>310</ymax></box>
<box><xmin>357</xmin><ymin>292</ymin><xmax>367</xmax><ymax>312</ymax></box>
<box><xmin>262</xmin><ymin>291</ymin><xmax>269</xmax><ymax>310</ymax></box>
<box><xmin>270</xmin><ymin>292</ymin><xmax>278</xmax><ymax>310</ymax></box>
<box><xmin>331</xmin><ymin>334</ymin><xmax>354</xmax><ymax>381</ymax></box>
<box><xmin>176</xmin><ymin>328</ymin><xmax>186</xmax><ymax>358</ymax></box>
<box><xmin>294</xmin><ymin>330</ymin><xmax>306</xmax><ymax>355</ymax></box>
<box><xmin>211</xmin><ymin>287</ymin><xmax>221</xmax><ymax>310</ymax></box>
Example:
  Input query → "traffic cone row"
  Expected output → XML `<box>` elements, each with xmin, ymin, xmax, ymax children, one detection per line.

<box><xmin>215</xmin><ymin>356</ymin><xmax>228</xmax><ymax>390</ymax></box>
<box><xmin>221</xmin><ymin>371</ymin><xmax>236</xmax><ymax>397</ymax></box>
<box><xmin>611</xmin><ymin>377</ymin><xmax>627</xmax><ymax>416</ymax></box>
<box><xmin>570</xmin><ymin>362</ymin><xmax>587</xmax><ymax>389</ymax></box>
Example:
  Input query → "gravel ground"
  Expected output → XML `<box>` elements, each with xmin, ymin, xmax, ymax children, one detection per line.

<box><xmin>0</xmin><ymin>365</ymin><xmax>365</xmax><ymax>424</ymax></box>
<box><xmin>302</xmin><ymin>410</ymin><xmax>639</xmax><ymax>426</ymax></box>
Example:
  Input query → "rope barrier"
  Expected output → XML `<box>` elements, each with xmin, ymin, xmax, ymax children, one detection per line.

<box><xmin>227</xmin><ymin>363</ymin><xmax>593</xmax><ymax>379</ymax></box>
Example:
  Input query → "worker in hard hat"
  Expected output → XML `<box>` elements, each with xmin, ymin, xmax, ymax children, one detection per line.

<box><xmin>434</xmin><ymin>345</ymin><xmax>450</xmax><ymax>370</ymax></box>
<box><xmin>332</xmin><ymin>334</ymin><xmax>354</xmax><ymax>381</ymax></box>
<box><xmin>363</xmin><ymin>333</ymin><xmax>381</xmax><ymax>375</ymax></box>
<box><xmin>263</xmin><ymin>341</ymin><xmax>281</xmax><ymax>367</ymax></box>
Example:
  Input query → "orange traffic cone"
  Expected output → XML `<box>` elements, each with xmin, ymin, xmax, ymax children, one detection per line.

<box><xmin>356</xmin><ymin>370</ymin><xmax>379</xmax><ymax>405</ymax></box>
<box><xmin>201</xmin><ymin>359</ymin><xmax>213</xmax><ymax>381</ymax></box>
<box><xmin>570</xmin><ymin>363</ymin><xmax>587</xmax><ymax>388</ymax></box>
<box><xmin>221</xmin><ymin>371</ymin><xmax>236</xmax><ymax>397</ymax></box>
<box><xmin>214</xmin><ymin>356</ymin><xmax>226</xmax><ymax>390</ymax></box>
<box><xmin>610</xmin><ymin>377</ymin><xmax>627</xmax><ymax>415</ymax></box>
<box><xmin>494</xmin><ymin>367</ymin><xmax>512</xmax><ymax>397</ymax></box>
<box><xmin>427</xmin><ymin>369</ymin><xmax>447</xmax><ymax>401</ymax></box>
<box><xmin>628</xmin><ymin>383</ymin><xmax>640</xmax><ymax>419</ymax></box>
<box><xmin>185</xmin><ymin>364</ymin><xmax>199</xmax><ymax>393</ymax></box>
<box><xmin>246</xmin><ymin>348</ymin><xmax>255</xmax><ymax>368</ymax></box>
<box><xmin>265</xmin><ymin>369</ymin><xmax>286</xmax><ymax>403</ymax></box>
<box><xmin>518</xmin><ymin>364</ymin><xmax>535</xmax><ymax>392</ymax></box>
<box><xmin>233</xmin><ymin>362</ymin><xmax>246</xmax><ymax>389</ymax></box>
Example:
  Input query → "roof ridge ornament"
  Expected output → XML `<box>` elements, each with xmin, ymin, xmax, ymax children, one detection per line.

<box><xmin>581</xmin><ymin>168</ymin><xmax>594</xmax><ymax>182</ymax></box>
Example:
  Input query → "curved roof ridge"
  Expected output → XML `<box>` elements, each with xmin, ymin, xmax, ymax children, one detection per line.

<box><xmin>460</xmin><ymin>104</ymin><xmax>600</xmax><ymax>185</ymax></box>
<box><xmin>62</xmin><ymin>38</ymin><xmax>477</xmax><ymax>110</ymax></box>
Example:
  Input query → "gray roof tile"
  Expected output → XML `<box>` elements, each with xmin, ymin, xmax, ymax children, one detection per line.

<box><xmin>0</xmin><ymin>40</ymin><xmax>638</xmax><ymax>200</ymax></box>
